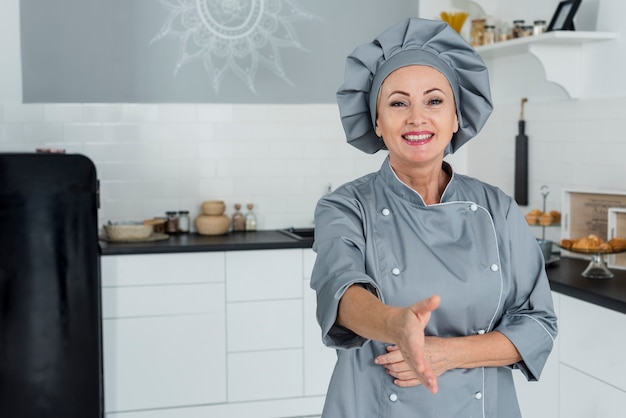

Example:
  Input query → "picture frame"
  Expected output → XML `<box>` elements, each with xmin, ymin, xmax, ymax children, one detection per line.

<box><xmin>547</xmin><ymin>0</ymin><xmax>582</xmax><ymax>31</ymax></box>
<box><xmin>607</xmin><ymin>208</ymin><xmax>626</xmax><ymax>270</ymax></box>
<box><xmin>560</xmin><ymin>189</ymin><xmax>626</xmax><ymax>260</ymax></box>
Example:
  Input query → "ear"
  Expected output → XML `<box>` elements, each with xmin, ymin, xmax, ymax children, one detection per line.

<box><xmin>453</xmin><ymin>115</ymin><xmax>459</xmax><ymax>133</ymax></box>
<box><xmin>375</xmin><ymin>123</ymin><xmax>382</xmax><ymax>138</ymax></box>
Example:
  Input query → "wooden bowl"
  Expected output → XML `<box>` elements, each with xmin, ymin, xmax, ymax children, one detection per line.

<box><xmin>201</xmin><ymin>200</ymin><xmax>226</xmax><ymax>216</ymax></box>
<box><xmin>105</xmin><ymin>223</ymin><xmax>153</xmax><ymax>241</ymax></box>
<box><xmin>195</xmin><ymin>214</ymin><xmax>231</xmax><ymax>235</ymax></box>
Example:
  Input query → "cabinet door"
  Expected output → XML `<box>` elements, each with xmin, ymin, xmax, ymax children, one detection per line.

<box><xmin>102</xmin><ymin>281</ymin><xmax>226</xmax><ymax>413</ymax></box>
<box><xmin>102</xmin><ymin>252</ymin><xmax>225</xmax><ymax>287</ymax></box>
<box><xmin>304</xmin><ymin>278</ymin><xmax>336</xmax><ymax>397</ymax></box>
<box><xmin>228</xmin><ymin>349</ymin><xmax>303</xmax><ymax>402</ymax></box>
<box><xmin>104</xmin><ymin>312</ymin><xmax>225</xmax><ymax>412</ymax></box>
<box><xmin>513</xmin><ymin>292</ymin><xmax>560</xmax><ymax>418</ymax></box>
<box><xmin>560</xmin><ymin>365</ymin><xmax>626</xmax><ymax>418</ymax></box>
<box><xmin>226</xmin><ymin>249</ymin><xmax>302</xmax><ymax>301</ymax></box>
<box><xmin>560</xmin><ymin>294</ymin><xmax>626</xmax><ymax>391</ymax></box>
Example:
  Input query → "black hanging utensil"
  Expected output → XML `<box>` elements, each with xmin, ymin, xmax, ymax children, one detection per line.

<box><xmin>514</xmin><ymin>97</ymin><xmax>529</xmax><ymax>206</ymax></box>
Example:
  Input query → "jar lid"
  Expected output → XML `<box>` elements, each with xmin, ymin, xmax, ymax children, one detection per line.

<box><xmin>485</xmin><ymin>25</ymin><xmax>496</xmax><ymax>29</ymax></box>
<box><xmin>534</xmin><ymin>20</ymin><xmax>547</xmax><ymax>24</ymax></box>
<box><xmin>179</xmin><ymin>210</ymin><xmax>189</xmax><ymax>214</ymax></box>
<box><xmin>513</xmin><ymin>19</ymin><xmax>525</xmax><ymax>23</ymax></box>
<box><xmin>166</xmin><ymin>211</ymin><xmax>177</xmax><ymax>215</ymax></box>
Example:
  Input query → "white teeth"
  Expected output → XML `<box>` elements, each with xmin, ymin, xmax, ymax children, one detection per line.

<box><xmin>404</xmin><ymin>133</ymin><xmax>432</xmax><ymax>141</ymax></box>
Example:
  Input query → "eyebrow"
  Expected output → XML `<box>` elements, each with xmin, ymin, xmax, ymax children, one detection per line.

<box><xmin>386</xmin><ymin>87</ymin><xmax>446</xmax><ymax>99</ymax></box>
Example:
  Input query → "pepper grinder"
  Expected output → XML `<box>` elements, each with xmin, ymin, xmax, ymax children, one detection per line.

<box><xmin>232</xmin><ymin>203</ymin><xmax>245</xmax><ymax>232</ymax></box>
<box><xmin>245</xmin><ymin>203</ymin><xmax>257</xmax><ymax>231</ymax></box>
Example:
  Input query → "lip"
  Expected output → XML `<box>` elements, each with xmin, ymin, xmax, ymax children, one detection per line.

<box><xmin>403</xmin><ymin>131</ymin><xmax>434</xmax><ymax>144</ymax></box>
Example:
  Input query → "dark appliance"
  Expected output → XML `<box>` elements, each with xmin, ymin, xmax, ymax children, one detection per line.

<box><xmin>0</xmin><ymin>153</ymin><xmax>102</xmax><ymax>417</ymax></box>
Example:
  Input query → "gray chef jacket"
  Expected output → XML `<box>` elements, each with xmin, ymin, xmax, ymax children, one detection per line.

<box><xmin>310</xmin><ymin>158</ymin><xmax>557</xmax><ymax>418</ymax></box>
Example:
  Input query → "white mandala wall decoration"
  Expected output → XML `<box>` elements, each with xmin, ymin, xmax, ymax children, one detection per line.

<box><xmin>153</xmin><ymin>0</ymin><xmax>317</xmax><ymax>94</ymax></box>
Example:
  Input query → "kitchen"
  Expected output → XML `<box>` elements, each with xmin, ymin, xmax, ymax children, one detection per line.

<box><xmin>1</xmin><ymin>0</ymin><xmax>626</xmax><ymax>417</ymax></box>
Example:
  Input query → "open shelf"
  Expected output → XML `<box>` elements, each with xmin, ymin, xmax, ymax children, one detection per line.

<box><xmin>475</xmin><ymin>31</ymin><xmax>618</xmax><ymax>98</ymax></box>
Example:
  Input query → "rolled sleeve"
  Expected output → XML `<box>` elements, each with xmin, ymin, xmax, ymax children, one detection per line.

<box><xmin>495</xmin><ymin>201</ymin><xmax>558</xmax><ymax>381</ymax></box>
<box><xmin>310</xmin><ymin>193</ymin><xmax>381</xmax><ymax>349</ymax></box>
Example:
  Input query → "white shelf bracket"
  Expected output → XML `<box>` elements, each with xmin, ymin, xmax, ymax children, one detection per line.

<box><xmin>528</xmin><ymin>43</ymin><xmax>583</xmax><ymax>99</ymax></box>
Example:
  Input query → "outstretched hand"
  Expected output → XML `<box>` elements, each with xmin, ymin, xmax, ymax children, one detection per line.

<box><xmin>375</xmin><ymin>294</ymin><xmax>441</xmax><ymax>393</ymax></box>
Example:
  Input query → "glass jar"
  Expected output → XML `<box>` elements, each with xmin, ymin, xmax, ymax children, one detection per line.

<box><xmin>165</xmin><ymin>211</ymin><xmax>178</xmax><ymax>234</ymax></box>
<box><xmin>177</xmin><ymin>210</ymin><xmax>190</xmax><ymax>233</ymax></box>
<box><xmin>520</xmin><ymin>25</ymin><xmax>534</xmax><ymax>37</ymax></box>
<box><xmin>533</xmin><ymin>20</ymin><xmax>547</xmax><ymax>36</ymax></box>
<box><xmin>470</xmin><ymin>18</ymin><xmax>486</xmax><ymax>47</ymax></box>
<box><xmin>232</xmin><ymin>203</ymin><xmax>245</xmax><ymax>232</ymax></box>
<box><xmin>483</xmin><ymin>25</ymin><xmax>496</xmax><ymax>45</ymax></box>
<box><xmin>496</xmin><ymin>22</ymin><xmax>511</xmax><ymax>42</ymax></box>
<box><xmin>512</xmin><ymin>20</ymin><xmax>525</xmax><ymax>38</ymax></box>
<box><xmin>245</xmin><ymin>203</ymin><xmax>257</xmax><ymax>231</ymax></box>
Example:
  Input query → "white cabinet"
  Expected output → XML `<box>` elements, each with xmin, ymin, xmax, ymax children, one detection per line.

<box><xmin>101</xmin><ymin>252</ymin><xmax>226</xmax><ymax>413</ymax></box>
<box><xmin>557</xmin><ymin>294</ymin><xmax>626</xmax><ymax>417</ymax></box>
<box><xmin>513</xmin><ymin>291</ymin><xmax>560</xmax><ymax>418</ymax></box>
<box><xmin>225</xmin><ymin>249</ymin><xmax>304</xmax><ymax>403</ymax></box>
<box><xmin>101</xmin><ymin>248</ymin><xmax>330</xmax><ymax>418</ymax></box>
<box><xmin>303</xmin><ymin>250</ymin><xmax>336</xmax><ymax>396</ymax></box>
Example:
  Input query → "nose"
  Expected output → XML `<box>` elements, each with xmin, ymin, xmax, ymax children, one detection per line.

<box><xmin>407</xmin><ymin>105</ymin><xmax>425</xmax><ymax>125</ymax></box>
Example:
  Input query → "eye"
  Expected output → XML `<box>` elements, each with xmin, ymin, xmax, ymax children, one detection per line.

<box><xmin>390</xmin><ymin>100</ymin><xmax>407</xmax><ymax>107</ymax></box>
<box><xmin>428</xmin><ymin>98</ymin><xmax>443</xmax><ymax>105</ymax></box>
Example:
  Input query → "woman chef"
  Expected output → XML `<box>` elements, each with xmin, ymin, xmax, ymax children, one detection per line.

<box><xmin>310</xmin><ymin>17</ymin><xmax>557</xmax><ymax>418</ymax></box>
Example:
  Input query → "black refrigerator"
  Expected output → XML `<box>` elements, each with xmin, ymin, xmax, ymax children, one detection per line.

<box><xmin>0</xmin><ymin>153</ymin><xmax>103</xmax><ymax>418</ymax></box>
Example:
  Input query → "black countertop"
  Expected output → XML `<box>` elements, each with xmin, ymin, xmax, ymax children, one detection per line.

<box><xmin>99</xmin><ymin>230</ymin><xmax>313</xmax><ymax>255</ymax></box>
<box><xmin>546</xmin><ymin>257</ymin><xmax>626</xmax><ymax>314</ymax></box>
<box><xmin>99</xmin><ymin>232</ymin><xmax>626</xmax><ymax>314</ymax></box>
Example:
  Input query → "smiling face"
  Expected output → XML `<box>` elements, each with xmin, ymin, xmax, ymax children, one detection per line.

<box><xmin>375</xmin><ymin>65</ymin><xmax>459</xmax><ymax>171</ymax></box>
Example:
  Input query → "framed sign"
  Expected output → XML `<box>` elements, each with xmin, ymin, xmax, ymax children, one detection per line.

<box><xmin>547</xmin><ymin>0</ymin><xmax>582</xmax><ymax>31</ymax></box>
<box><xmin>560</xmin><ymin>189</ymin><xmax>626</xmax><ymax>260</ymax></box>
<box><xmin>608</xmin><ymin>208</ymin><xmax>626</xmax><ymax>270</ymax></box>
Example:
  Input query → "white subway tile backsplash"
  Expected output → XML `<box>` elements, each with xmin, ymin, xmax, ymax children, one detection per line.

<box><xmin>158</xmin><ymin>104</ymin><xmax>199</xmax><ymax>123</ymax></box>
<box><xmin>43</xmin><ymin>104</ymin><xmax>83</xmax><ymax>122</ymax></box>
<box><xmin>120</xmin><ymin>104</ymin><xmax>160</xmax><ymax>123</ymax></box>
<box><xmin>81</xmin><ymin>104</ymin><xmax>123</xmax><ymax>123</ymax></box>
<box><xmin>2</xmin><ymin>100</ymin><xmax>625</xmax><ymax>228</ymax></box>
<box><xmin>3</xmin><ymin>103</ymin><xmax>44</xmax><ymax>122</ymax></box>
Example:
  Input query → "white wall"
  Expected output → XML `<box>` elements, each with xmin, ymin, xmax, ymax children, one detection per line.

<box><xmin>420</xmin><ymin>0</ymin><xmax>626</xmax><ymax>235</ymax></box>
<box><xmin>2</xmin><ymin>0</ymin><xmax>626</xmax><ymax>233</ymax></box>
<box><xmin>0</xmin><ymin>0</ymin><xmax>388</xmax><ymax>230</ymax></box>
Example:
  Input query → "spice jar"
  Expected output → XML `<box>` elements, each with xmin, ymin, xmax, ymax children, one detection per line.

<box><xmin>520</xmin><ymin>25</ymin><xmax>534</xmax><ymax>37</ymax></box>
<box><xmin>470</xmin><ymin>18</ymin><xmax>486</xmax><ymax>47</ymax></box>
<box><xmin>165</xmin><ymin>211</ymin><xmax>178</xmax><ymax>234</ymax></box>
<box><xmin>232</xmin><ymin>203</ymin><xmax>245</xmax><ymax>232</ymax></box>
<box><xmin>512</xmin><ymin>20</ymin><xmax>525</xmax><ymax>38</ymax></box>
<box><xmin>245</xmin><ymin>203</ymin><xmax>257</xmax><ymax>231</ymax></box>
<box><xmin>483</xmin><ymin>25</ymin><xmax>496</xmax><ymax>45</ymax></box>
<box><xmin>533</xmin><ymin>20</ymin><xmax>547</xmax><ymax>36</ymax></box>
<box><xmin>177</xmin><ymin>210</ymin><xmax>190</xmax><ymax>233</ymax></box>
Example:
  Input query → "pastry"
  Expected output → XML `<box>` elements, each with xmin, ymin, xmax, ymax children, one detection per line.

<box><xmin>525</xmin><ymin>209</ymin><xmax>542</xmax><ymax>225</ymax></box>
<box><xmin>539</xmin><ymin>213</ymin><xmax>554</xmax><ymax>226</ymax></box>
<box><xmin>560</xmin><ymin>239</ymin><xmax>573</xmax><ymax>250</ymax></box>
<box><xmin>609</xmin><ymin>237</ymin><xmax>626</xmax><ymax>252</ymax></box>
<box><xmin>576</xmin><ymin>235</ymin><xmax>602</xmax><ymax>250</ymax></box>
<box><xmin>549</xmin><ymin>210</ymin><xmax>561</xmax><ymax>224</ymax></box>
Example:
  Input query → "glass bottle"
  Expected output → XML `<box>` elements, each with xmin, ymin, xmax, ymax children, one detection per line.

<box><xmin>533</xmin><ymin>20</ymin><xmax>547</xmax><ymax>36</ymax></box>
<box><xmin>470</xmin><ymin>18</ymin><xmax>486</xmax><ymax>47</ymax></box>
<box><xmin>483</xmin><ymin>25</ymin><xmax>496</xmax><ymax>45</ymax></box>
<box><xmin>232</xmin><ymin>203</ymin><xmax>245</xmax><ymax>232</ymax></box>
<box><xmin>165</xmin><ymin>211</ymin><xmax>178</xmax><ymax>234</ymax></box>
<box><xmin>177</xmin><ymin>210</ymin><xmax>190</xmax><ymax>233</ymax></box>
<box><xmin>512</xmin><ymin>20</ymin><xmax>525</xmax><ymax>38</ymax></box>
<box><xmin>245</xmin><ymin>203</ymin><xmax>257</xmax><ymax>231</ymax></box>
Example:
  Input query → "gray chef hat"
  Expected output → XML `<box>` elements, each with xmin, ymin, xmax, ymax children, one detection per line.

<box><xmin>336</xmin><ymin>17</ymin><xmax>493</xmax><ymax>154</ymax></box>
